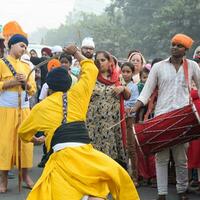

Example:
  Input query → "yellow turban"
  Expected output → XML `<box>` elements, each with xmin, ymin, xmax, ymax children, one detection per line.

<box><xmin>171</xmin><ymin>33</ymin><xmax>194</xmax><ymax>49</ymax></box>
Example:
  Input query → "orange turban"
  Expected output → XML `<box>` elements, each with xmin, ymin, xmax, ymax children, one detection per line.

<box><xmin>3</xmin><ymin>21</ymin><xmax>27</xmax><ymax>39</ymax></box>
<box><xmin>171</xmin><ymin>33</ymin><xmax>193</xmax><ymax>49</ymax></box>
<box><xmin>47</xmin><ymin>59</ymin><xmax>61</xmax><ymax>72</ymax></box>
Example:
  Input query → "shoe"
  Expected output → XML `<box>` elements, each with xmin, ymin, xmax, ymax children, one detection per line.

<box><xmin>156</xmin><ymin>195</ymin><xmax>166</xmax><ymax>200</ymax></box>
<box><xmin>178</xmin><ymin>192</ymin><xmax>189</xmax><ymax>200</ymax></box>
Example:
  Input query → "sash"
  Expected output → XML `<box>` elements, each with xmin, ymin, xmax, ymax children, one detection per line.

<box><xmin>2</xmin><ymin>57</ymin><xmax>26</xmax><ymax>92</ymax></box>
<box><xmin>0</xmin><ymin>91</ymin><xmax>29</xmax><ymax>108</ymax></box>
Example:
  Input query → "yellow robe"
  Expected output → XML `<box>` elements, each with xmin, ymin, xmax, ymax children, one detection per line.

<box><xmin>0</xmin><ymin>55</ymin><xmax>36</xmax><ymax>170</ymax></box>
<box><xmin>18</xmin><ymin>59</ymin><xmax>140</xmax><ymax>200</ymax></box>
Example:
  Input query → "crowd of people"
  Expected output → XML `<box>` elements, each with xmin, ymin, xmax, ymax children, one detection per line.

<box><xmin>0</xmin><ymin>21</ymin><xmax>200</xmax><ymax>200</ymax></box>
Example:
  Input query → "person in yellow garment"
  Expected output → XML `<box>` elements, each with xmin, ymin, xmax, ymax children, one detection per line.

<box><xmin>0</xmin><ymin>34</ymin><xmax>36</xmax><ymax>193</ymax></box>
<box><xmin>18</xmin><ymin>44</ymin><xmax>140</xmax><ymax>200</ymax></box>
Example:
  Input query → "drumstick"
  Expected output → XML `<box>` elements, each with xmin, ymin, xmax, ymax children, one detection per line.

<box><xmin>106</xmin><ymin>112</ymin><xmax>136</xmax><ymax>130</ymax></box>
<box><xmin>106</xmin><ymin>116</ymin><xmax>126</xmax><ymax>130</ymax></box>
<box><xmin>24</xmin><ymin>53</ymin><xmax>62</xmax><ymax>101</ymax></box>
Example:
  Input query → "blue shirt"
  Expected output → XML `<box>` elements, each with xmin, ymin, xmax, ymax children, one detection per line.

<box><xmin>124</xmin><ymin>81</ymin><xmax>139</xmax><ymax>108</ymax></box>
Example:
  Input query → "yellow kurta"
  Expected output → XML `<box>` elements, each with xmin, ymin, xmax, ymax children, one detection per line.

<box><xmin>18</xmin><ymin>59</ymin><xmax>140</xmax><ymax>200</ymax></box>
<box><xmin>0</xmin><ymin>55</ymin><xmax>36</xmax><ymax>170</ymax></box>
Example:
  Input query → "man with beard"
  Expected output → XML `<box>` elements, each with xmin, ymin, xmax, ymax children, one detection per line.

<box><xmin>129</xmin><ymin>33</ymin><xmax>200</xmax><ymax>200</ymax></box>
<box><xmin>81</xmin><ymin>37</ymin><xmax>95</xmax><ymax>59</ymax></box>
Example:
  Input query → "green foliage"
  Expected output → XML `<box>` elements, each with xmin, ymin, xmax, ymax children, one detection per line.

<box><xmin>43</xmin><ymin>0</ymin><xmax>200</xmax><ymax>59</ymax></box>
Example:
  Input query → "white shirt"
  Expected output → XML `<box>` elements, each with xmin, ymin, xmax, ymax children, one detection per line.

<box><xmin>39</xmin><ymin>83</ymin><xmax>49</xmax><ymax>100</ymax></box>
<box><xmin>138</xmin><ymin>58</ymin><xmax>200</xmax><ymax>116</ymax></box>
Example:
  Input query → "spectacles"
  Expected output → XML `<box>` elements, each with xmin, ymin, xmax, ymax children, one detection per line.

<box><xmin>82</xmin><ymin>47</ymin><xmax>94</xmax><ymax>51</ymax></box>
<box><xmin>171</xmin><ymin>43</ymin><xmax>185</xmax><ymax>48</ymax></box>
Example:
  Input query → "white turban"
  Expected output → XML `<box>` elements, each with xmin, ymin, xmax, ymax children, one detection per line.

<box><xmin>81</xmin><ymin>37</ymin><xmax>95</xmax><ymax>48</ymax></box>
<box><xmin>51</xmin><ymin>45</ymin><xmax>63</xmax><ymax>53</ymax></box>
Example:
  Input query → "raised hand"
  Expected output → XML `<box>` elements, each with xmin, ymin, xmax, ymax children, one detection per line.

<box><xmin>63</xmin><ymin>44</ymin><xmax>80</xmax><ymax>56</ymax></box>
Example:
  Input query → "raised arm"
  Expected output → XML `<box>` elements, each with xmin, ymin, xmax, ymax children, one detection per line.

<box><xmin>63</xmin><ymin>45</ymin><xmax>98</xmax><ymax>122</ymax></box>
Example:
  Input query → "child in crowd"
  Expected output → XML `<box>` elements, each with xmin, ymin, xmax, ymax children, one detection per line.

<box><xmin>137</xmin><ymin>66</ymin><xmax>150</xmax><ymax>122</ymax></box>
<box><xmin>122</xmin><ymin>62</ymin><xmax>139</xmax><ymax>113</ymax></box>
<box><xmin>136</xmin><ymin>59</ymin><xmax>163</xmax><ymax>188</ymax></box>
<box><xmin>121</xmin><ymin>62</ymin><xmax>139</xmax><ymax>186</ymax></box>
<box><xmin>59</xmin><ymin>52</ymin><xmax>78</xmax><ymax>84</ymax></box>
<box><xmin>71</xmin><ymin>59</ymin><xmax>81</xmax><ymax>78</ymax></box>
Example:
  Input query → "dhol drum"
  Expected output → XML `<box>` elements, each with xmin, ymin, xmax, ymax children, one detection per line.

<box><xmin>133</xmin><ymin>99</ymin><xmax>200</xmax><ymax>155</ymax></box>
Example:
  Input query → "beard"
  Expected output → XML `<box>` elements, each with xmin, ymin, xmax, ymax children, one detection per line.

<box><xmin>82</xmin><ymin>52</ymin><xmax>93</xmax><ymax>59</ymax></box>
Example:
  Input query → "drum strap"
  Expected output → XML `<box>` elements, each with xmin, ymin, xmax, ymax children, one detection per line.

<box><xmin>183</xmin><ymin>58</ymin><xmax>192</xmax><ymax>103</ymax></box>
<box><xmin>144</xmin><ymin>58</ymin><xmax>190</xmax><ymax>121</ymax></box>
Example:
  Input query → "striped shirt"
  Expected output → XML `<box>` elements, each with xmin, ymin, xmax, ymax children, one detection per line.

<box><xmin>138</xmin><ymin>58</ymin><xmax>200</xmax><ymax>116</ymax></box>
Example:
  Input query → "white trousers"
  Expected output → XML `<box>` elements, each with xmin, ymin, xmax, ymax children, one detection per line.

<box><xmin>155</xmin><ymin>144</ymin><xmax>189</xmax><ymax>195</ymax></box>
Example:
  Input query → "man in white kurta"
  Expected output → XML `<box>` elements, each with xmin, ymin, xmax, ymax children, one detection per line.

<box><xmin>131</xmin><ymin>33</ymin><xmax>200</xmax><ymax>200</ymax></box>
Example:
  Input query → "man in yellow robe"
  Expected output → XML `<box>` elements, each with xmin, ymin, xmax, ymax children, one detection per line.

<box><xmin>18</xmin><ymin>44</ymin><xmax>140</xmax><ymax>200</ymax></box>
<box><xmin>0</xmin><ymin>34</ymin><xmax>36</xmax><ymax>192</ymax></box>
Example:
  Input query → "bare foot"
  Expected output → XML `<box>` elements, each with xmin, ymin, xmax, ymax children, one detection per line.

<box><xmin>23</xmin><ymin>175</ymin><xmax>34</xmax><ymax>189</ymax></box>
<box><xmin>0</xmin><ymin>180</ymin><xmax>7</xmax><ymax>193</ymax></box>
<box><xmin>0</xmin><ymin>171</ymin><xmax>8</xmax><ymax>193</ymax></box>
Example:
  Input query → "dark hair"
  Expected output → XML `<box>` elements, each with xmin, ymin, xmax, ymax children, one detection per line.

<box><xmin>151</xmin><ymin>58</ymin><xmax>163</xmax><ymax>67</ymax></box>
<box><xmin>30</xmin><ymin>49</ymin><xmax>37</xmax><ymax>54</ymax></box>
<box><xmin>95</xmin><ymin>51</ymin><xmax>112</xmax><ymax>61</ymax></box>
<box><xmin>112</xmin><ymin>55</ymin><xmax>118</xmax><ymax>66</ymax></box>
<box><xmin>94</xmin><ymin>51</ymin><xmax>113</xmax><ymax>67</ymax></box>
<box><xmin>140</xmin><ymin>67</ymin><xmax>150</xmax><ymax>78</ymax></box>
<box><xmin>59</xmin><ymin>52</ymin><xmax>72</xmax><ymax>64</ymax></box>
<box><xmin>121</xmin><ymin>62</ymin><xmax>135</xmax><ymax>73</ymax></box>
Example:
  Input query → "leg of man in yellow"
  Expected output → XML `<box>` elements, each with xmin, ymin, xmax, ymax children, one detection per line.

<box><xmin>0</xmin><ymin>109</ymin><xmax>34</xmax><ymax>192</ymax></box>
<box><xmin>26</xmin><ymin>145</ymin><xmax>140</xmax><ymax>200</ymax></box>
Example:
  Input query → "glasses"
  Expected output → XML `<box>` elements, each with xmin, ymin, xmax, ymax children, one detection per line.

<box><xmin>171</xmin><ymin>43</ymin><xmax>185</xmax><ymax>48</ymax></box>
<box><xmin>82</xmin><ymin>47</ymin><xmax>94</xmax><ymax>51</ymax></box>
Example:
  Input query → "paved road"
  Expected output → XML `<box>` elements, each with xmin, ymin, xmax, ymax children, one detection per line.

<box><xmin>1</xmin><ymin>146</ymin><xmax>199</xmax><ymax>200</ymax></box>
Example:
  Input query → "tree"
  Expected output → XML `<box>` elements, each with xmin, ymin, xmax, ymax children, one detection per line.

<box><xmin>42</xmin><ymin>0</ymin><xmax>200</xmax><ymax>59</ymax></box>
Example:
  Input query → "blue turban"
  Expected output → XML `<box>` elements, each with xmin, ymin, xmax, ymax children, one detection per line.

<box><xmin>8</xmin><ymin>34</ymin><xmax>29</xmax><ymax>49</ymax></box>
<box><xmin>46</xmin><ymin>67</ymin><xmax>72</xmax><ymax>92</ymax></box>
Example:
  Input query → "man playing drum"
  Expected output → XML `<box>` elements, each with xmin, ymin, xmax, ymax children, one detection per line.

<box><xmin>129</xmin><ymin>33</ymin><xmax>200</xmax><ymax>200</ymax></box>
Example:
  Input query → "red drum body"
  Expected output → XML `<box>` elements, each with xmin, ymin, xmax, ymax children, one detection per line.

<box><xmin>134</xmin><ymin>100</ymin><xmax>200</xmax><ymax>155</ymax></box>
